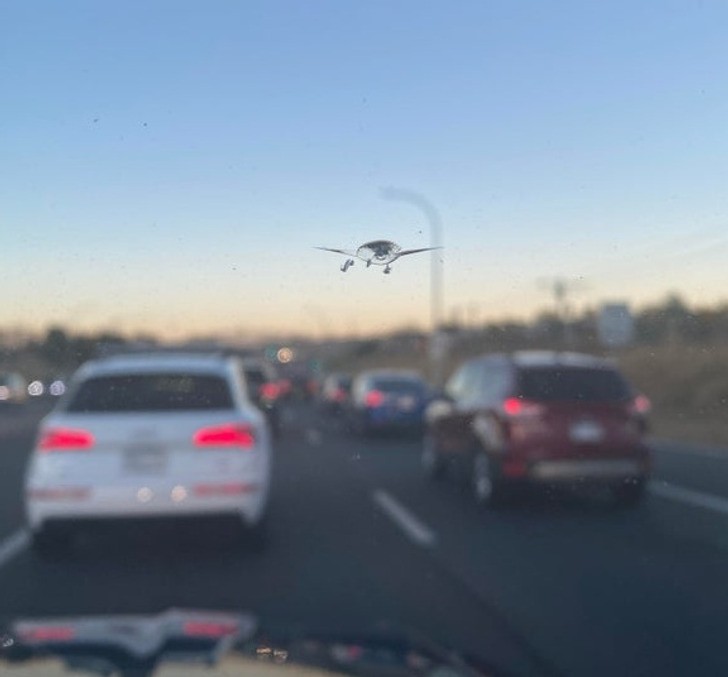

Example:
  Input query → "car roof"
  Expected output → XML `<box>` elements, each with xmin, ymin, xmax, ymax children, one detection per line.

<box><xmin>75</xmin><ymin>352</ymin><xmax>235</xmax><ymax>379</ymax></box>
<box><xmin>357</xmin><ymin>369</ymin><xmax>424</xmax><ymax>381</ymax></box>
<box><xmin>240</xmin><ymin>357</ymin><xmax>267</xmax><ymax>367</ymax></box>
<box><xmin>473</xmin><ymin>351</ymin><xmax>618</xmax><ymax>370</ymax></box>
<box><xmin>510</xmin><ymin>351</ymin><xmax>617</xmax><ymax>369</ymax></box>
<box><xmin>326</xmin><ymin>372</ymin><xmax>351</xmax><ymax>380</ymax></box>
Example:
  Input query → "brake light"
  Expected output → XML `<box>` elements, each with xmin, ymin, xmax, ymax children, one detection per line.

<box><xmin>365</xmin><ymin>390</ymin><xmax>385</xmax><ymax>407</ymax></box>
<box><xmin>503</xmin><ymin>398</ymin><xmax>544</xmax><ymax>417</ymax></box>
<box><xmin>630</xmin><ymin>394</ymin><xmax>651</xmax><ymax>415</ymax></box>
<box><xmin>19</xmin><ymin>626</ymin><xmax>75</xmax><ymax>642</ymax></box>
<box><xmin>193</xmin><ymin>423</ymin><xmax>255</xmax><ymax>448</ymax></box>
<box><xmin>333</xmin><ymin>387</ymin><xmax>347</xmax><ymax>402</ymax></box>
<box><xmin>259</xmin><ymin>382</ymin><xmax>280</xmax><ymax>400</ymax></box>
<box><xmin>38</xmin><ymin>428</ymin><xmax>95</xmax><ymax>452</ymax></box>
<box><xmin>193</xmin><ymin>482</ymin><xmax>257</xmax><ymax>496</ymax></box>
<box><xmin>183</xmin><ymin>621</ymin><xmax>239</xmax><ymax>638</ymax></box>
<box><xmin>502</xmin><ymin>458</ymin><xmax>528</xmax><ymax>477</ymax></box>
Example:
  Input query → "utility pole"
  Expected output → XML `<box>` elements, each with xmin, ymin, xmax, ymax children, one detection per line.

<box><xmin>538</xmin><ymin>277</ymin><xmax>585</xmax><ymax>348</ymax></box>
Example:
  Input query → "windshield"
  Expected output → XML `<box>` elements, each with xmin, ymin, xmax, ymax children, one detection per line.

<box><xmin>66</xmin><ymin>374</ymin><xmax>234</xmax><ymax>412</ymax></box>
<box><xmin>372</xmin><ymin>378</ymin><xmax>425</xmax><ymax>394</ymax></box>
<box><xmin>517</xmin><ymin>367</ymin><xmax>632</xmax><ymax>403</ymax></box>
<box><xmin>3</xmin><ymin>3</ymin><xmax>728</xmax><ymax>677</ymax></box>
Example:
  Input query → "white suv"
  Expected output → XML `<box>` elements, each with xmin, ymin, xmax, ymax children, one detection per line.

<box><xmin>24</xmin><ymin>352</ymin><xmax>272</xmax><ymax>555</ymax></box>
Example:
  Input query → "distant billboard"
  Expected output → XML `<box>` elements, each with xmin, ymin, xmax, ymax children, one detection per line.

<box><xmin>597</xmin><ymin>303</ymin><xmax>634</xmax><ymax>348</ymax></box>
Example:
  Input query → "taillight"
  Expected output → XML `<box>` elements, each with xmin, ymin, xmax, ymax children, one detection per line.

<box><xmin>193</xmin><ymin>423</ymin><xmax>255</xmax><ymax>448</ymax></box>
<box><xmin>38</xmin><ymin>428</ymin><xmax>95</xmax><ymax>452</ymax></box>
<box><xmin>259</xmin><ymin>382</ymin><xmax>280</xmax><ymax>400</ymax></box>
<box><xmin>18</xmin><ymin>626</ymin><xmax>75</xmax><ymax>642</ymax></box>
<box><xmin>183</xmin><ymin>621</ymin><xmax>239</xmax><ymax>638</ymax></box>
<box><xmin>630</xmin><ymin>394</ymin><xmax>651</xmax><ymax>415</ymax></box>
<box><xmin>502</xmin><ymin>397</ymin><xmax>544</xmax><ymax>418</ymax></box>
<box><xmin>365</xmin><ymin>390</ymin><xmax>385</xmax><ymax>407</ymax></box>
<box><xmin>502</xmin><ymin>458</ymin><xmax>528</xmax><ymax>477</ymax></box>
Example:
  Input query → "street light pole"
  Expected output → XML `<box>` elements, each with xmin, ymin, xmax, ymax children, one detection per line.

<box><xmin>380</xmin><ymin>187</ymin><xmax>444</xmax><ymax>385</ymax></box>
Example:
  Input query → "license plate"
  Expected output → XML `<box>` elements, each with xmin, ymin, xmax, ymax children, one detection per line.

<box><xmin>533</xmin><ymin>459</ymin><xmax>640</xmax><ymax>480</ymax></box>
<box><xmin>569</xmin><ymin>420</ymin><xmax>604</xmax><ymax>443</ymax></box>
<box><xmin>124</xmin><ymin>446</ymin><xmax>167</xmax><ymax>474</ymax></box>
<box><xmin>397</xmin><ymin>396</ymin><xmax>416</xmax><ymax>411</ymax></box>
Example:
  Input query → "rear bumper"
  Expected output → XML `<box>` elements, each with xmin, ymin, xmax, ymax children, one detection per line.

<box><xmin>33</xmin><ymin>512</ymin><xmax>261</xmax><ymax>538</ymax></box>
<box><xmin>363</xmin><ymin>409</ymin><xmax>425</xmax><ymax>430</ymax></box>
<box><xmin>25</xmin><ymin>480</ymin><xmax>268</xmax><ymax>532</ymax></box>
<box><xmin>527</xmin><ymin>458</ymin><xmax>646</xmax><ymax>482</ymax></box>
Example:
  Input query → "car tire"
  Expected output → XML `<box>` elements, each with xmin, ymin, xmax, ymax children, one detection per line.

<box><xmin>611</xmin><ymin>478</ymin><xmax>646</xmax><ymax>508</ymax></box>
<box><xmin>31</xmin><ymin>525</ymin><xmax>73</xmax><ymax>560</ymax></box>
<box><xmin>471</xmin><ymin>451</ymin><xmax>507</xmax><ymax>508</ymax></box>
<box><xmin>422</xmin><ymin>434</ymin><xmax>446</xmax><ymax>480</ymax></box>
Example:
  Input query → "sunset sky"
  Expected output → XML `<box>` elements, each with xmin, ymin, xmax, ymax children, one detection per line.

<box><xmin>4</xmin><ymin>1</ymin><xmax>728</xmax><ymax>340</ymax></box>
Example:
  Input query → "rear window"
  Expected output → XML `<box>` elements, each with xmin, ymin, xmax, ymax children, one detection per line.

<box><xmin>327</xmin><ymin>375</ymin><xmax>351</xmax><ymax>390</ymax></box>
<box><xmin>517</xmin><ymin>367</ymin><xmax>632</xmax><ymax>403</ymax></box>
<box><xmin>244</xmin><ymin>369</ymin><xmax>266</xmax><ymax>388</ymax></box>
<box><xmin>66</xmin><ymin>373</ymin><xmax>234</xmax><ymax>412</ymax></box>
<box><xmin>372</xmin><ymin>378</ymin><xmax>425</xmax><ymax>395</ymax></box>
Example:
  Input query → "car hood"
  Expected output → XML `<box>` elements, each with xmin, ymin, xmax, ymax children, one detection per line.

<box><xmin>0</xmin><ymin>608</ymin><xmax>515</xmax><ymax>677</ymax></box>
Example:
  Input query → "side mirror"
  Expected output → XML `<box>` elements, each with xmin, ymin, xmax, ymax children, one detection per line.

<box><xmin>426</xmin><ymin>390</ymin><xmax>455</xmax><ymax>420</ymax></box>
<box><xmin>429</xmin><ymin>389</ymin><xmax>453</xmax><ymax>404</ymax></box>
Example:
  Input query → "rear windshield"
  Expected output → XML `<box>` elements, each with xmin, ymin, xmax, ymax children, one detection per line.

<box><xmin>517</xmin><ymin>367</ymin><xmax>632</xmax><ymax>403</ymax></box>
<box><xmin>244</xmin><ymin>369</ymin><xmax>266</xmax><ymax>387</ymax></box>
<box><xmin>66</xmin><ymin>373</ymin><xmax>234</xmax><ymax>412</ymax></box>
<box><xmin>372</xmin><ymin>378</ymin><xmax>425</xmax><ymax>394</ymax></box>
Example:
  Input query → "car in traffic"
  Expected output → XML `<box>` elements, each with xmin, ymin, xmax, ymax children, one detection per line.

<box><xmin>423</xmin><ymin>351</ymin><xmax>651</xmax><ymax>506</ymax></box>
<box><xmin>24</xmin><ymin>352</ymin><xmax>272</xmax><ymax>556</ymax></box>
<box><xmin>240</xmin><ymin>357</ymin><xmax>282</xmax><ymax>438</ymax></box>
<box><xmin>348</xmin><ymin>369</ymin><xmax>430</xmax><ymax>436</ymax></box>
<box><xmin>318</xmin><ymin>372</ymin><xmax>352</xmax><ymax>416</ymax></box>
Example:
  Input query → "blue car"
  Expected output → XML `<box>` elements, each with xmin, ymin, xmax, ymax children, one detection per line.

<box><xmin>349</xmin><ymin>370</ymin><xmax>429</xmax><ymax>436</ymax></box>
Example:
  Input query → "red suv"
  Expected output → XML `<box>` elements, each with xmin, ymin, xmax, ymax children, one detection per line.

<box><xmin>423</xmin><ymin>352</ymin><xmax>651</xmax><ymax>507</ymax></box>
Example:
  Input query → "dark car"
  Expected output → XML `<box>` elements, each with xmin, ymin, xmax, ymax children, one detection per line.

<box><xmin>241</xmin><ymin>358</ymin><xmax>282</xmax><ymax>437</ymax></box>
<box><xmin>319</xmin><ymin>372</ymin><xmax>352</xmax><ymax>415</ymax></box>
<box><xmin>349</xmin><ymin>370</ymin><xmax>429</xmax><ymax>436</ymax></box>
<box><xmin>423</xmin><ymin>351</ymin><xmax>651</xmax><ymax>507</ymax></box>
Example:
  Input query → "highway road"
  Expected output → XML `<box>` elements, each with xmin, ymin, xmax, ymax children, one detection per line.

<box><xmin>1</xmin><ymin>399</ymin><xmax>728</xmax><ymax>677</ymax></box>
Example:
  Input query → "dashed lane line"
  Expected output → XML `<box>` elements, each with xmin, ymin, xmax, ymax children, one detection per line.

<box><xmin>0</xmin><ymin>529</ymin><xmax>29</xmax><ymax>570</ymax></box>
<box><xmin>372</xmin><ymin>489</ymin><xmax>437</xmax><ymax>548</ymax></box>
<box><xmin>649</xmin><ymin>481</ymin><xmax>728</xmax><ymax>516</ymax></box>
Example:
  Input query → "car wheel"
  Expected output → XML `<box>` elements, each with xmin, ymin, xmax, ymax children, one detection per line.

<box><xmin>472</xmin><ymin>451</ymin><xmax>506</xmax><ymax>507</ymax></box>
<box><xmin>612</xmin><ymin>478</ymin><xmax>646</xmax><ymax>508</ymax></box>
<box><xmin>31</xmin><ymin>525</ymin><xmax>73</xmax><ymax>560</ymax></box>
<box><xmin>422</xmin><ymin>434</ymin><xmax>446</xmax><ymax>480</ymax></box>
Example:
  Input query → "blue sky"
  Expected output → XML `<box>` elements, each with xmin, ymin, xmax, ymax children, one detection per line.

<box><xmin>3</xmin><ymin>1</ymin><xmax>728</xmax><ymax>339</ymax></box>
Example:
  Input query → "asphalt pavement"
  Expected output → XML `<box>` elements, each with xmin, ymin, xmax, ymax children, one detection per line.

<box><xmin>1</xmin><ymin>399</ymin><xmax>728</xmax><ymax>677</ymax></box>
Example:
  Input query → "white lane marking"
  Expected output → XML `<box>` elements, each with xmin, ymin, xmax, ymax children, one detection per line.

<box><xmin>649</xmin><ymin>482</ymin><xmax>728</xmax><ymax>516</ymax></box>
<box><xmin>652</xmin><ymin>439</ymin><xmax>728</xmax><ymax>460</ymax></box>
<box><xmin>0</xmin><ymin>529</ymin><xmax>30</xmax><ymax>569</ymax></box>
<box><xmin>372</xmin><ymin>490</ymin><xmax>437</xmax><ymax>548</ymax></box>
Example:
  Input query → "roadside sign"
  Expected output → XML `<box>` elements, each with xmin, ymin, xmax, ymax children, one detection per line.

<box><xmin>597</xmin><ymin>303</ymin><xmax>634</xmax><ymax>347</ymax></box>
